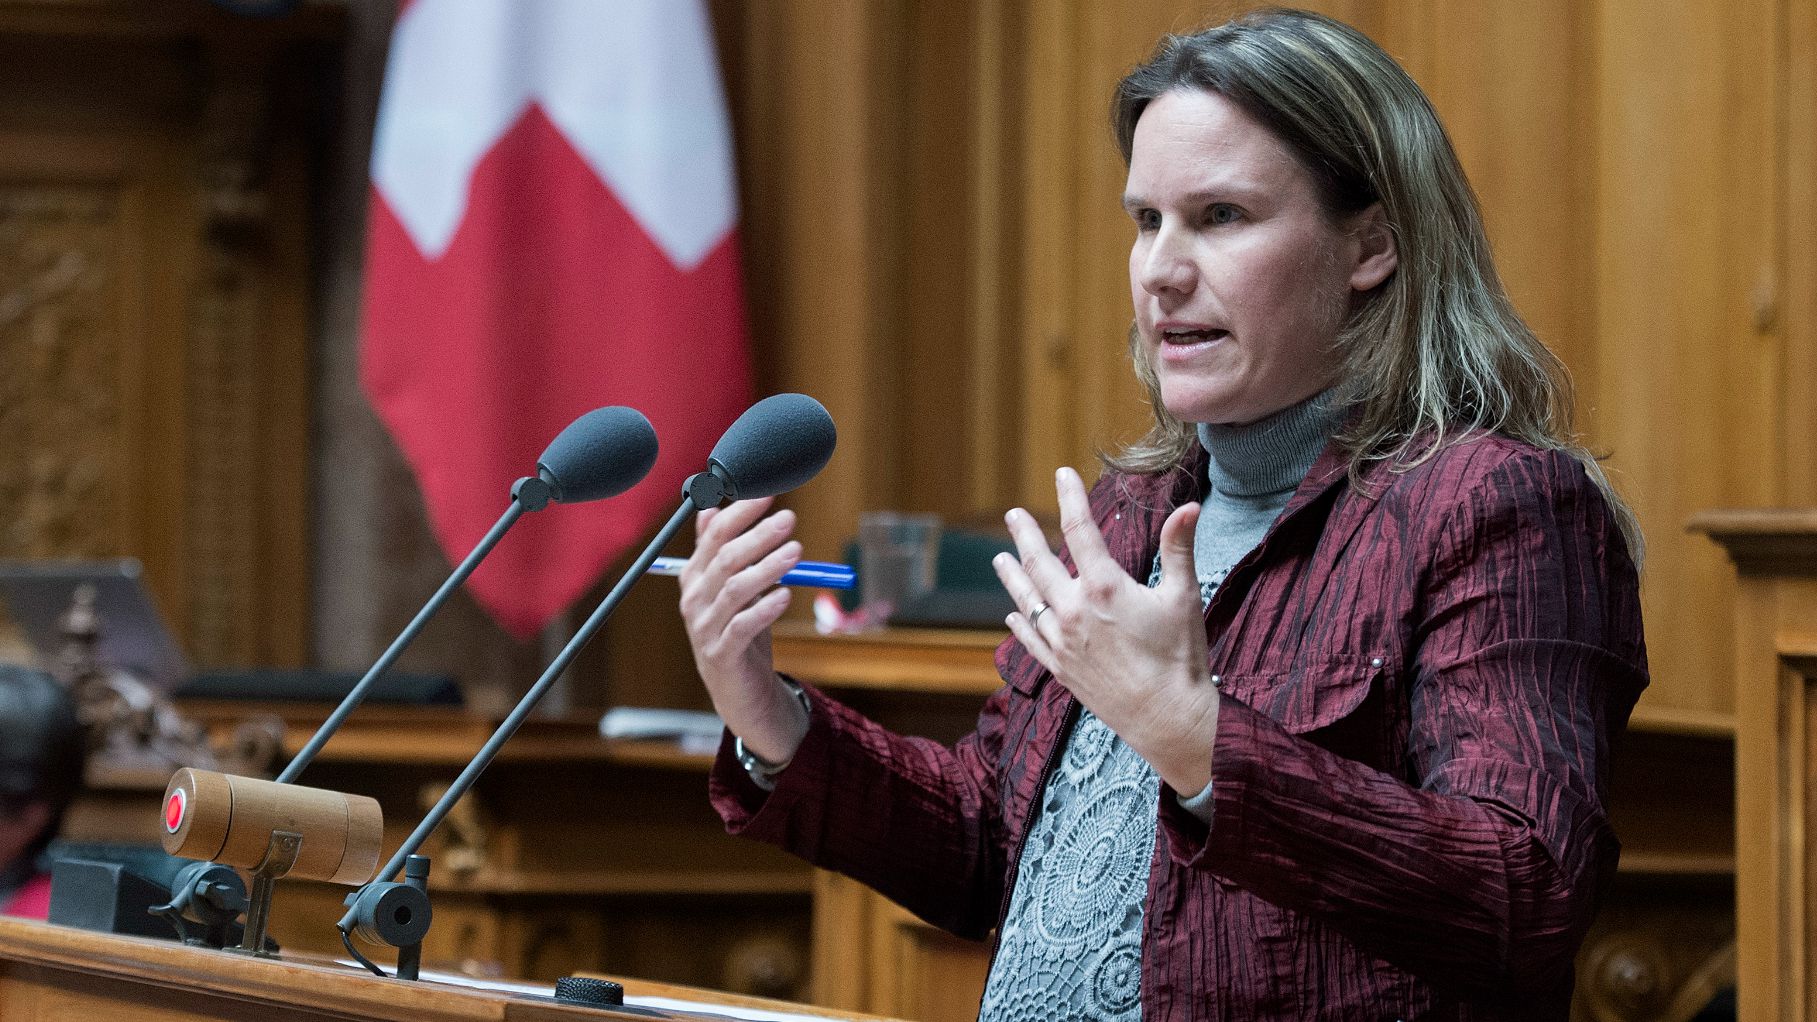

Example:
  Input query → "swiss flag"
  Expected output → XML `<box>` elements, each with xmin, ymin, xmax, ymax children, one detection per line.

<box><xmin>360</xmin><ymin>0</ymin><xmax>751</xmax><ymax>639</ymax></box>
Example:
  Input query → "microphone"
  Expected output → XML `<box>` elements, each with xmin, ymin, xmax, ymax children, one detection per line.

<box><xmin>275</xmin><ymin>406</ymin><xmax>658</xmax><ymax>785</ymax></box>
<box><xmin>151</xmin><ymin>407</ymin><xmax>658</xmax><ymax>968</ymax></box>
<box><xmin>159</xmin><ymin>767</ymin><xmax>385</xmax><ymax>956</ymax></box>
<box><xmin>163</xmin><ymin>769</ymin><xmax>383</xmax><ymax>885</ymax></box>
<box><xmin>699</xmin><ymin>391</ymin><xmax>838</xmax><ymax>502</ymax></box>
<box><xmin>535</xmin><ymin>405</ymin><xmax>662</xmax><ymax>504</ymax></box>
<box><xmin>338</xmin><ymin>395</ymin><xmax>837</xmax><ymax>971</ymax></box>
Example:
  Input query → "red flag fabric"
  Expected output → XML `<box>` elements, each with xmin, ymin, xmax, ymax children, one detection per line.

<box><xmin>360</xmin><ymin>0</ymin><xmax>751</xmax><ymax>639</ymax></box>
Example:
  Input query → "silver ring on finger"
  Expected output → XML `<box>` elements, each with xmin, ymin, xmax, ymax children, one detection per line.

<box><xmin>1028</xmin><ymin>602</ymin><xmax>1051</xmax><ymax>631</ymax></box>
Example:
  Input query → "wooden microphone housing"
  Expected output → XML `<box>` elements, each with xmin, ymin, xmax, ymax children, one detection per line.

<box><xmin>162</xmin><ymin>768</ymin><xmax>383</xmax><ymax>885</ymax></box>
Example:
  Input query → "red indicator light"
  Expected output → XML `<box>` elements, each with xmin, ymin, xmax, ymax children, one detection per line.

<box><xmin>164</xmin><ymin>789</ymin><xmax>186</xmax><ymax>833</ymax></box>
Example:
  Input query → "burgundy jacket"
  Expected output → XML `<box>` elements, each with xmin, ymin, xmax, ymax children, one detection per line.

<box><xmin>711</xmin><ymin>434</ymin><xmax>1647</xmax><ymax>1020</ymax></box>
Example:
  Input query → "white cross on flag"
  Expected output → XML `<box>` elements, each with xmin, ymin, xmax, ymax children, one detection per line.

<box><xmin>360</xmin><ymin>0</ymin><xmax>751</xmax><ymax>638</ymax></box>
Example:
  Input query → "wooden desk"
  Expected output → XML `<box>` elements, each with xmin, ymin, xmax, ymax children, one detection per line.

<box><xmin>773</xmin><ymin>625</ymin><xmax>1006</xmax><ymax>697</ymax></box>
<box><xmin>772</xmin><ymin>625</ymin><xmax>1001</xmax><ymax>1020</ymax></box>
<box><xmin>61</xmin><ymin>706</ymin><xmax>814</xmax><ymax>997</ymax></box>
<box><xmin>0</xmin><ymin>916</ymin><xmax>899</xmax><ymax>1021</ymax></box>
<box><xmin>1694</xmin><ymin>509</ymin><xmax>1817</xmax><ymax>1022</ymax></box>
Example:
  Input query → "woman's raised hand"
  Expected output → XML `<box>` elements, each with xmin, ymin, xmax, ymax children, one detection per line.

<box><xmin>678</xmin><ymin>497</ymin><xmax>811</xmax><ymax>765</ymax></box>
<box><xmin>991</xmin><ymin>467</ymin><xmax>1220</xmax><ymax>794</ymax></box>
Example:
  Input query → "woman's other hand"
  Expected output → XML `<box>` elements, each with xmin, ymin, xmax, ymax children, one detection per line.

<box><xmin>678</xmin><ymin>497</ymin><xmax>810</xmax><ymax>765</ymax></box>
<box><xmin>993</xmin><ymin>467</ymin><xmax>1220</xmax><ymax>794</ymax></box>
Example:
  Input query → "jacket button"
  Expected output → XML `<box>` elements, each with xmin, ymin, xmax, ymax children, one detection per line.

<box><xmin>1370</xmin><ymin>657</ymin><xmax>1384</xmax><ymax>668</ymax></box>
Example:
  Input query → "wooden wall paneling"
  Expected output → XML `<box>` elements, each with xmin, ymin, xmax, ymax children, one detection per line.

<box><xmin>134</xmin><ymin>111</ymin><xmax>200</xmax><ymax>658</ymax></box>
<box><xmin>1349</xmin><ymin>0</ymin><xmax>1431</xmax><ymax>75</ymax></box>
<box><xmin>862</xmin><ymin>900</ymin><xmax>989</xmax><ymax>1022</ymax></box>
<box><xmin>116</xmin><ymin>145</ymin><xmax>166</xmax><ymax>586</ymax></box>
<box><xmin>257</xmin><ymin>49</ymin><xmax>318</xmax><ymax>669</ymax></box>
<box><xmin>811</xmin><ymin>871</ymin><xmax>875</xmax><ymax>1011</ymax></box>
<box><xmin>242</xmin><ymin>732</ymin><xmax>818</xmax><ymax>991</ymax></box>
<box><xmin>0</xmin><ymin>15</ymin><xmax>325</xmax><ymax>671</ymax></box>
<box><xmin>588</xmin><ymin>897</ymin><xmax>813</xmax><ymax>1001</ymax></box>
<box><xmin>1009</xmin><ymin>0</ymin><xmax>1221</xmax><ymax>512</ymax></box>
<box><xmin>184</xmin><ymin>39</ymin><xmax>317</xmax><ymax>669</ymax></box>
<box><xmin>1013</xmin><ymin>0</ymin><xmax>1083</xmax><ymax>515</ymax></box>
<box><xmin>966</xmin><ymin>0</ymin><xmax>1017</xmax><ymax>518</ymax></box>
<box><xmin>1301</xmin><ymin>0</ymin><xmax>1378</xmax><ymax>33</ymax></box>
<box><xmin>728</xmin><ymin>0</ymin><xmax>1038</xmax><ymax>531</ymax></box>
<box><xmin>731</xmin><ymin>3</ymin><xmax>905</xmax><ymax>566</ymax></box>
<box><xmin>1288</xmin><ymin>0</ymin><xmax>1603</xmax><ymax>421</ymax></box>
<box><xmin>1680</xmin><ymin>512</ymin><xmax>1817</xmax><ymax>1021</ymax></box>
<box><xmin>1385</xmin><ymin>2</ymin><xmax>1598</xmax><ymax>414</ymax></box>
<box><xmin>1594</xmin><ymin>0</ymin><xmax>1781</xmax><ymax>719</ymax></box>
<box><xmin>0</xmin><ymin>72</ymin><xmax>198</xmax><ymax>647</ymax></box>
<box><xmin>810</xmin><ymin>869</ymin><xmax>990</xmax><ymax>1021</ymax></box>
<box><xmin>185</xmin><ymin>56</ymin><xmax>266</xmax><ymax>669</ymax></box>
<box><xmin>1785</xmin><ymin>0</ymin><xmax>1817</xmax><ymax>505</ymax></box>
<box><xmin>1073</xmin><ymin>6</ymin><xmax>1190</xmax><ymax>483</ymax></box>
<box><xmin>899</xmin><ymin>0</ymin><xmax>978</xmax><ymax>517</ymax></box>
<box><xmin>857</xmin><ymin>0</ymin><xmax>913</xmax><ymax>519</ymax></box>
<box><xmin>1574</xmin><ymin>875</ymin><xmax>1737</xmax><ymax>1022</ymax></box>
<box><xmin>0</xmin><ymin>138</ymin><xmax>135</xmax><ymax>558</ymax></box>
<box><xmin>282</xmin><ymin>889</ymin><xmax>811</xmax><ymax>997</ymax></box>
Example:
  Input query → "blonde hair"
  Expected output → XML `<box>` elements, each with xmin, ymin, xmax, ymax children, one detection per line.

<box><xmin>1106</xmin><ymin>8</ymin><xmax>1642</xmax><ymax>560</ymax></box>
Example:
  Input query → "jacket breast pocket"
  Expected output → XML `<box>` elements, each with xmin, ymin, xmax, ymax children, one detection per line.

<box><xmin>1216</xmin><ymin>654</ymin><xmax>1403</xmax><ymax>769</ymax></box>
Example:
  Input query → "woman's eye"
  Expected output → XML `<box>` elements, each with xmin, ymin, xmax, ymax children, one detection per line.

<box><xmin>1133</xmin><ymin>209</ymin><xmax>1161</xmax><ymax>231</ymax></box>
<box><xmin>1207</xmin><ymin>204</ymin><xmax>1240</xmax><ymax>225</ymax></box>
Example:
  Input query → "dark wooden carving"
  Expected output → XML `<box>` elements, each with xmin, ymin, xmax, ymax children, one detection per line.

<box><xmin>0</xmin><ymin>4</ymin><xmax>326</xmax><ymax>668</ymax></box>
<box><xmin>0</xmin><ymin>185</ymin><xmax>122</xmax><ymax>560</ymax></box>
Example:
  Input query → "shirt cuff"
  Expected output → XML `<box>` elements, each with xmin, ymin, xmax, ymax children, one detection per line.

<box><xmin>1174</xmin><ymin>775</ymin><xmax>1216</xmax><ymax>825</ymax></box>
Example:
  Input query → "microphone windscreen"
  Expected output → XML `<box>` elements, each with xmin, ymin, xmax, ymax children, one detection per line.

<box><xmin>708</xmin><ymin>393</ymin><xmax>837</xmax><ymax>500</ymax></box>
<box><xmin>537</xmin><ymin>406</ymin><xmax>659</xmax><ymax>503</ymax></box>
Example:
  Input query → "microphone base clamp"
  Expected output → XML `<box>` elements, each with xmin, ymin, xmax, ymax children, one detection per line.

<box><xmin>224</xmin><ymin>829</ymin><xmax>302</xmax><ymax>959</ymax></box>
<box><xmin>340</xmin><ymin>854</ymin><xmax>434</xmax><ymax>981</ymax></box>
<box><xmin>683</xmin><ymin>465</ymin><xmax>733</xmax><ymax>510</ymax></box>
<box><xmin>512</xmin><ymin>476</ymin><xmax>553</xmax><ymax>511</ymax></box>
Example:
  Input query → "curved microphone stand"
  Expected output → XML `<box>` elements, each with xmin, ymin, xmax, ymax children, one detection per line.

<box><xmin>338</xmin><ymin>394</ymin><xmax>837</xmax><ymax>978</ymax></box>
<box><xmin>277</xmin><ymin>407</ymin><xmax>657</xmax><ymax>785</ymax></box>
<box><xmin>149</xmin><ymin>407</ymin><xmax>655</xmax><ymax>973</ymax></box>
<box><xmin>276</xmin><ymin>478</ymin><xmax>539</xmax><ymax>786</ymax></box>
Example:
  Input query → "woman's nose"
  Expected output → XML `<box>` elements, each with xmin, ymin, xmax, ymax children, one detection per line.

<box><xmin>1138</xmin><ymin>230</ymin><xmax>1196</xmax><ymax>297</ymax></box>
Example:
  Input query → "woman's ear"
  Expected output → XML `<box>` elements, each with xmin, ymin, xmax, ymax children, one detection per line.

<box><xmin>1348</xmin><ymin>203</ymin><xmax>1398</xmax><ymax>292</ymax></box>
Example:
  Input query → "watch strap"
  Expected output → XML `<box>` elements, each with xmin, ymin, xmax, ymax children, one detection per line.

<box><xmin>735</xmin><ymin>678</ymin><xmax>811</xmax><ymax>791</ymax></box>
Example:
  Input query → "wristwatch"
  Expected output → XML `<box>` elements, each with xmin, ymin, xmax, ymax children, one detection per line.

<box><xmin>734</xmin><ymin>678</ymin><xmax>812</xmax><ymax>791</ymax></box>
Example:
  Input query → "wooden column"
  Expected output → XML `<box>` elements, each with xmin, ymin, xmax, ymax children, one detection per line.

<box><xmin>1693</xmin><ymin>509</ymin><xmax>1817</xmax><ymax>1022</ymax></box>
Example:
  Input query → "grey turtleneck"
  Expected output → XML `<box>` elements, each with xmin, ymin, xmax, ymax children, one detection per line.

<box><xmin>1189</xmin><ymin>389</ymin><xmax>1340</xmax><ymax>603</ymax></box>
<box><xmin>978</xmin><ymin>390</ymin><xmax>1339</xmax><ymax>1022</ymax></box>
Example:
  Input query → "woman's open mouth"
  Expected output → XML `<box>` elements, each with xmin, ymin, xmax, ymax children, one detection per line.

<box><xmin>1162</xmin><ymin>327</ymin><xmax>1228</xmax><ymax>344</ymax></box>
<box><xmin>1158</xmin><ymin>326</ymin><xmax>1230</xmax><ymax>357</ymax></box>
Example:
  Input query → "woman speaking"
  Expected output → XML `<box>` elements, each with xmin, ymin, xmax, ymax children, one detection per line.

<box><xmin>677</xmin><ymin>9</ymin><xmax>1647</xmax><ymax>1019</ymax></box>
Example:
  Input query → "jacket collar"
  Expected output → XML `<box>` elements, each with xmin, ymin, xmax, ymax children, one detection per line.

<box><xmin>1165</xmin><ymin>418</ymin><xmax>1366</xmax><ymax>536</ymax></box>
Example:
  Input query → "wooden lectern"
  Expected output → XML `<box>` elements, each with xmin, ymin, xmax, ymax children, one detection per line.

<box><xmin>0</xmin><ymin>916</ymin><xmax>898</xmax><ymax>1022</ymax></box>
<box><xmin>1693</xmin><ymin>509</ymin><xmax>1817</xmax><ymax>1022</ymax></box>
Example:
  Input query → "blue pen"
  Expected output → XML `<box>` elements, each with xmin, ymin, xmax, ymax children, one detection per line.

<box><xmin>648</xmin><ymin>556</ymin><xmax>856</xmax><ymax>590</ymax></box>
